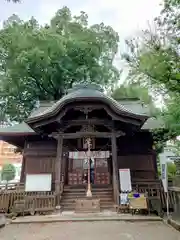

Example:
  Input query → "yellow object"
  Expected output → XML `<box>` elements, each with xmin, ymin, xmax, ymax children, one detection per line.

<box><xmin>128</xmin><ymin>193</ymin><xmax>133</xmax><ymax>198</ymax></box>
<box><xmin>129</xmin><ymin>197</ymin><xmax>147</xmax><ymax>209</ymax></box>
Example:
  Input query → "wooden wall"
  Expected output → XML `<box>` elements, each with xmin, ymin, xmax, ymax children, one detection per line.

<box><xmin>117</xmin><ymin>155</ymin><xmax>157</xmax><ymax>180</ymax></box>
<box><xmin>20</xmin><ymin>131</ymin><xmax>158</xmax><ymax>187</ymax></box>
<box><xmin>22</xmin><ymin>139</ymin><xmax>57</xmax><ymax>188</ymax></box>
<box><xmin>117</xmin><ymin>131</ymin><xmax>157</xmax><ymax>180</ymax></box>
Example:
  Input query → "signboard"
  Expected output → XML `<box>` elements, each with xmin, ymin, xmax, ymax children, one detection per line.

<box><xmin>159</xmin><ymin>152</ymin><xmax>168</xmax><ymax>193</ymax></box>
<box><xmin>69</xmin><ymin>151</ymin><xmax>110</xmax><ymax>159</ymax></box>
<box><xmin>25</xmin><ymin>174</ymin><xmax>52</xmax><ymax>192</ymax></box>
<box><xmin>161</xmin><ymin>163</ymin><xmax>168</xmax><ymax>192</ymax></box>
<box><xmin>120</xmin><ymin>193</ymin><xmax>129</xmax><ymax>205</ymax></box>
<box><xmin>119</xmin><ymin>169</ymin><xmax>132</xmax><ymax>192</ymax></box>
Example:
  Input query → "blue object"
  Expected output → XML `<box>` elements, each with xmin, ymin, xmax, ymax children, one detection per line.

<box><xmin>133</xmin><ymin>193</ymin><xmax>140</xmax><ymax>198</ymax></box>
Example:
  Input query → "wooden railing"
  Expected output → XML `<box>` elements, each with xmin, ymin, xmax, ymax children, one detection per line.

<box><xmin>0</xmin><ymin>190</ymin><xmax>56</xmax><ymax>215</ymax></box>
<box><xmin>131</xmin><ymin>180</ymin><xmax>175</xmax><ymax>215</ymax></box>
<box><xmin>168</xmin><ymin>186</ymin><xmax>180</xmax><ymax>219</ymax></box>
<box><xmin>0</xmin><ymin>177</ymin><xmax>65</xmax><ymax>215</ymax></box>
<box><xmin>0</xmin><ymin>179</ymin><xmax>176</xmax><ymax>217</ymax></box>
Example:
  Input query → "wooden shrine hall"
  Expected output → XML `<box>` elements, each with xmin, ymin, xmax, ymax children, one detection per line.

<box><xmin>0</xmin><ymin>84</ymin><xmax>164</xmax><ymax>211</ymax></box>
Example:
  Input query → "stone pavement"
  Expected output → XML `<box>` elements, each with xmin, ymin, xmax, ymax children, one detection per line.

<box><xmin>1</xmin><ymin>221</ymin><xmax>180</xmax><ymax>240</ymax></box>
<box><xmin>10</xmin><ymin>211</ymin><xmax>162</xmax><ymax>224</ymax></box>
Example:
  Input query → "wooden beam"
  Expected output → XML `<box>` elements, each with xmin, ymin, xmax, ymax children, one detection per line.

<box><xmin>59</xmin><ymin>119</ymin><xmax>115</xmax><ymax>131</ymax></box>
<box><xmin>50</xmin><ymin>131</ymin><xmax>124</xmax><ymax>139</ymax></box>
<box><xmin>55</xmin><ymin>135</ymin><xmax>63</xmax><ymax>199</ymax></box>
<box><xmin>111</xmin><ymin>130</ymin><xmax>119</xmax><ymax>205</ymax></box>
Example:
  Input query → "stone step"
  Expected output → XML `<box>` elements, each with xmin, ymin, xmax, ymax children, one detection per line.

<box><xmin>61</xmin><ymin>205</ymin><xmax>114</xmax><ymax>211</ymax></box>
<box><xmin>63</xmin><ymin>190</ymin><xmax>113</xmax><ymax>193</ymax></box>
<box><xmin>64</xmin><ymin>185</ymin><xmax>112</xmax><ymax>189</ymax></box>
<box><xmin>62</xmin><ymin>194</ymin><xmax>113</xmax><ymax>198</ymax></box>
<box><xmin>63</xmin><ymin>190</ymin><xmax>112</xmax><ymax>193</ymax></box>
<box><xmin>61</xmin><ymin>201</ymin><xmax>114</xmax><ymax>210</ymax></box>
<box><xmin>61</xmin><ymin>198</ymin><xmax>113</xmax><ymax>202</ymax></box>
<box><xmin>61</xmin><ymin>200</ymin><xmax>113</xmax><ymax>205</ymax></box>
<box><xmin>61</xmin><ymin>186</ymin><xmax>114</xmax><ymax>211</ymax></box>
<box><xmin>63</xmin><ymin>189</ymin><xmax>113</xmax><ymax>193</ymax></box>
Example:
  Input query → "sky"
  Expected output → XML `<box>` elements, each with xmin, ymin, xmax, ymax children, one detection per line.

<box><xmin>0</xmin><ymin>0</ymin><xmax>163</xmax><ymax>76</ymax></box>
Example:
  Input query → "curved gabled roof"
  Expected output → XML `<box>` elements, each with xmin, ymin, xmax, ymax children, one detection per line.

<box><xmin>26</xmin><ymin>84</ymin><xmax>149</xmax><ymax>127</ymax></box>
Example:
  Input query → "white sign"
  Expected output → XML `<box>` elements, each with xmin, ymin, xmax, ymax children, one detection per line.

<box><xmin>159</xmin><ymin>152</ymin><xmax>168</xmax><ymax>193</ymax></box>
<box><xmin>69</xmin><ymin>151</ymin><xmax>110</xmax><ymax>159</ymax></box>
<box><xmin>119</xmin><ymin>169</ymin><xmax>132</xmax><ymax>192</ymax></box>
<box><xmin>25</xmin><ymin>174</ymin><xmax>52</xmax><ymax>192</ymax></box>
<box><xmin>161</xmin><ymin>163</ymin><xmax>168</xmax><ymax>193</ymax></box>
<box><xmin>120</xmin><ymin>193</ymin><xmax>129</xmax><ymax>205</ymax></box>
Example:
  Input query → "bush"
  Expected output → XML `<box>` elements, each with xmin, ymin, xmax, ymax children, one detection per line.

<box><xmin>1</xmin><ymin>163</ymin><xmax>16</xmax><ymax>182</ymax></box>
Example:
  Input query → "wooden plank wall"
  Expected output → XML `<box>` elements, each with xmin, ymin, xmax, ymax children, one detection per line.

<box><xmin>23</xmin><ymin>140</ymin><xmax>57</xmax><ymax>187</ymax></box>
<box><xmin>117</xmin><ymin>131</ymin><xmax>157</xmax><ymax>180</ymax></box>
<box><xmin>117</xmin><ymin>155</ymin><xmax>157</xmax><ymax>180</ymax></box>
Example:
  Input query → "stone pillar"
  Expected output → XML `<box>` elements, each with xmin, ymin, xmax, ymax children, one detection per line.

<box><xmin>173</xmin><ymin>160</ymin><xmax>180</xmax><ymax>187</ymax></box>
<box><xmin>172</xmin><ymin>160</ymin><xmax>180</xmax><ymax>219</ymax></box>
<box><xmin>0</xmin><ymin>214</ymin><xmax>5</xmax><ymax>228</ymax></box>
<box><xmin>172</xmin><ymin>189</ymin><xmax>180</xmax><ymax>220</ymax></box>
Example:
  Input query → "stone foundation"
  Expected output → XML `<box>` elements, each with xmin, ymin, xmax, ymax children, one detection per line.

<box><xmin>0</xmin><ymin>214</ymin><xmax>6</xmax><ymax>228</ymax></box>
<box><xmin>75</xmin><ymin>198</ymin><xmax>100</xmax><ymax>213</ymax></box>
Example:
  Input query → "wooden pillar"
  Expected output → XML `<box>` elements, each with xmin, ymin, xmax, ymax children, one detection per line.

<box><xmin>55</xmin><ymin>135</ymin><xmax>63</xmax><ymax>195</ymax></box>
<box><xmin>111</xmin><ymin>131</ymin><xmax>119</xmax><ymax>205</ymax></box>
<box><xmin>20</xmin><ymin>156</ymin><xmax>26</xmax><ymax>183</ymax></box>
<box><xmin>20</xmin><ymin>141</ymin><xmax>27</xmax><ymax>183</ymax></box>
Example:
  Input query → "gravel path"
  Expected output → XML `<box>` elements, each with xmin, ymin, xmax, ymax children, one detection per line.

<box><xmin>0</xmin><ymin>221</ymin><xmax>180</xmax><ymax>240</ymax></box>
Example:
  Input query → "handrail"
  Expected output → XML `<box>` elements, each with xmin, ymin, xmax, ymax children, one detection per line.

<box><xmin>169</xmin><ymin>186</ymin><xmax>180</xmax><ymax>192</ymax></box>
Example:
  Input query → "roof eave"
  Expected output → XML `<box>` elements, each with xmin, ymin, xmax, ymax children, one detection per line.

<box><xmin>0</xmin><ymin>132</ymin><xmax>37</xmax><ymax>136</ymax></box>
<box><xmin>26</xmin><ymin>97</ymin><xmax>149</xmax><ymax>126</ymax></box>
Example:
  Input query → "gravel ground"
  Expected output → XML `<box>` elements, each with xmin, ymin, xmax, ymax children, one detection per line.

<box><xmin>0</xmin><ymin>221</ymin><xmax>180</xmax><ymax>240</ymax></box>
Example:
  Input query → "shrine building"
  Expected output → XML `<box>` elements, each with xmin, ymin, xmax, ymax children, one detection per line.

<box><xmin>0</xmin><ymin>84</ymin><xmax>164</xmax><ymax>211</ymax></box>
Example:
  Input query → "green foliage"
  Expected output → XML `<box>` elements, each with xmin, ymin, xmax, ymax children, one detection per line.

<box><xmin>167</xmin><ymin>162</ymin><xmax>176</xmax><ymax>178</ymax></box>
<box><xmin>111</xmin><ymin>83</ymin><xmax>160</xmax><ymax>117</ymax></box>
<box><xmin>123</xmin><ymin>0</ymin><xmax>180</xmax><ymax>146</ymax></box>
<box><xmin>0</xmin><ymin>7</ymin><xmax>120</xmax><ymax>122</ymax></box>
<box><xmin>157</xmin><ymin>156</ymin><xmax>176</xmax><ymax>179</ymax></box>
<box><xmin>111</xmin><ymin>83</ymin><xmax>151</xmax><ymax>103</ymax></box>
<box><xmin>152</xmin><ymin>128</ymin><xmax>177</xmax><ymax>154</ymax></box>
<box><xmin>1</xmin><ymin>163</ymin><xmax>16</xmax><ymax>182</ymax></box>
<box><xmin>123</xmin><ymin>0</ymin><xmax>179</xmax><ymax>94</ymax></box>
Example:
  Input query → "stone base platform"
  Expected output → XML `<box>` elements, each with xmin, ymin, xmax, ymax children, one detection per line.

<box><xmin>10</xmin><ymin>211</ymin><xmax>162</xmax><ymax>224</ymax></box>
<box><xmin>167</xmin><ymin>218</ymin><xmax>180</xmax><ymax>232</ymax></box>
<box><xmin>0</xmin><ymin>214</ymin><xmax>6</xmax><ymax>228</ymax></box>
<box><xmin>75</xmin><ymin>198</ymin><xmax>100</xmax><ymax>213</ymax></box>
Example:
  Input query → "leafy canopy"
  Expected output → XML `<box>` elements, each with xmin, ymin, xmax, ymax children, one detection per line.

<box><xmin>123</xmin><ymin>0</ymin><xmax>180</xmax><ymax>148</ymax></box>
<box><xmin>1</xmin><ymin>163</ymin><xmax>16</xmax><ymax>182</ymax></box>
<box><xmin>123</xmin><ymin>0</ymin><xmax>179</xmax><ymax>95</ymax></box>
<box><xmin>111</xmin><ymin>83</ymin><xmax>159</xmax><ymax>116</ymax></box>
<box><xmin>0</xmin><ymin>7</ymin><xmax>120</xmax><ymax>122</ymax></box>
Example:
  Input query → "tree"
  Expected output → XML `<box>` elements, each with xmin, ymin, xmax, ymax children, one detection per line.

<box><xmin>111</xmin><ymin>83</ymin><xmax>159</xmax><ymax>116</ymax></box>
<box><xmin>167</xmin><ymin>162</ymin><xmax>176</xmax><ymax>179</ymax></box>
<box><xmin>123</xmin><ymin>0</ymin><xmax>179</xmax><ymax>96</ymax></box>
<box><xmin>0</xmin><ymin>7</ymin><xmax>120</xmax><ymax>122</ymax></box>
<box><xmin>1</xmin><ymin>163</ymin><xmax>16</xmax><ymax>183</ymax></box>
<box><xmin>122</xmin><ymin>0</ymin><xmax>180</xmax><ymax>149</ymax></box>
<box><xmin>157</xmin><ymin>157</ymin><xmax>176</xmax><ymax>179</ymax></box>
